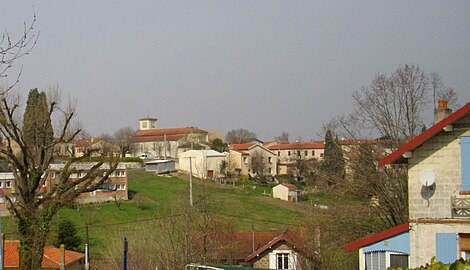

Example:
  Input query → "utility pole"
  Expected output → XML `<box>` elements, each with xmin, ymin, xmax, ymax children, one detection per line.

<box><xmin>189</xmin><ymin>157</ymin><xmax>193</xmax><ymax>206</ymax></box>
<box><xmin>164</xmin><ymin>134</ymin><xmax>167</xmax><ymax>159</ymax></box>
<box><xmin>123</xmin><ymin>237</ymin><xmax>128</xmax><ymax>270</ymax></box>
<box><xmin>85</xmin><ymin>223</ymin><xmax>90</xmax><ymax>270</ymax></box>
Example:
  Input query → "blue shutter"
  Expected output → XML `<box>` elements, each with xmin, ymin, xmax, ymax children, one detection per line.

<box><xmin>462</xmin><ymin>137</ymin><xmax>470</xmax><ymax>191</ymax></box>
<box><xmin>436</xmin><ymin>233</ymin><xmax>457</xmax><ymax>264</ymax></box>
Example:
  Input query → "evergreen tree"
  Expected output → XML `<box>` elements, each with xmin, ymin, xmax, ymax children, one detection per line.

<box><xmin>210</xmin><ymin>138</ymin><xmax>228</xmax><ymax>153</ymax></box>
<box><xmin>23</xmin><ymin>88</ymin><xmax>53</xmax><ymax>148</ymax></box>
<box><xmin>320</xmin><ymin>130</ymin><xmax>345</xmax><ymax>186</ymax></box>
<box><xmin>55</xmin><ymin>219</ymin><xmax>82</xmax><ymax>251</ymax></box>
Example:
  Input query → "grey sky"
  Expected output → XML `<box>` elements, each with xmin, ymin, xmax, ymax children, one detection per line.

<box><xmin>1</xmin><ymin>1</ymin><xmax>470</xmax><ymax>141</ymax></box>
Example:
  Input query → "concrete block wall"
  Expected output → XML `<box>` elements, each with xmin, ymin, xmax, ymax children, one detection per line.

<box><xmin>408</xmin><ymin>120</ymin><xmax>470</xmax><ymax>219</ymax></box>
<box><xmin>409</xmin><ymin>222</ymin><xmax>470</xmax><ymax>268</ymax></box>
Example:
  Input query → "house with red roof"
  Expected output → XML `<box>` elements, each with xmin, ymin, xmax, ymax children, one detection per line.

<box><xmin>3</xmin><ymin>240</ymin><xmax>85</xmax><ymax>269</ymax></box>
<box><xmin>194</xmin><ymin>229</ymin><xmax>312</xmax><ymax>269</ymax></box>
<box><xmin>272</xmin><ymin>183</ymin><xmax>300</xmax><ymax>202</ymax></box>
<box><xmin>73</xmin><ymin>137</ymin><xmax>121</xmax><ymax>158</ymax></box>
<box><xmin>345</xmin><ymin>100</ymin><xmax>470</xmax><ymax>269</ymax></box>
<box><xmin>267</xmin><ymin>141</ymin><xmax>324</xmax><ymax>175</ymax></box>
<box><xmin>132</xmin><ymin>117</ymin><xmax>209</xmax><ymax>159</ymax></box>
<box><xmin>228</xmin><ymin>143</ymin><xmax>277</xmax><ymax>177</ymax></box>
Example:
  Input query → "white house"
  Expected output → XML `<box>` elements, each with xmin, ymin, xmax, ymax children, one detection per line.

<box><xmin>178</xmin><ymin>150</ymin><xmax>227</xmax><ymax>179</ymax></box>
<box><xmin>272</xmin><ymin>183</ymin><xmax>300</xmax><ymax>202</ymax></box>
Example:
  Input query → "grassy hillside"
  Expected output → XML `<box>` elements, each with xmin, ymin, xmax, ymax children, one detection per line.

<box><xmin>1</xmin><ymin>169</ymin><xmax>306</xmax><ymax>257</ymax></box>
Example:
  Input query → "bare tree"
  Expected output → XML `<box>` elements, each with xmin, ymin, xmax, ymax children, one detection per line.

<box><xmin>0</xmin><ymin>13</ymin><xmax>38</xmax><ymax>93</ymax></box>
<box><xmin>326</xmin><ymin>64</ymin><xmax>454</xmax><ymax>228</ymax></box>
<box><xmin>431</xmin><ymin>72</ymin><xmax>460</xmax><ymax>110</ymax></box>
<box><xmin>114</xmin><ymin>127</ymin><xmax>134</xmax><ymax>157</ymax></box>
<box><xmin>351</xmin><ymin>64</ymin><xmax>430</xmax><ymax>148</ymax></box>
<box><xmin>250</xmin><ymin>151</ymin><xmax>267</xmax><ymax>181</ymax></box>
<box><xmin>225</xmin><ymin>128</ymin><xmax>256</xmax><ymax>144</ymax></box>
<box><xmin>274</xmin><ymin>131</ymin><xmax>289</xmax><ymax>142</ymax></box>
<box><xmin>0</xmin><ymin>88</ymin><xmax>118</xmax><ymax>269</ymax></box>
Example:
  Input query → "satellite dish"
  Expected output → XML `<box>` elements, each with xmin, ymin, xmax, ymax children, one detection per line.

<box><xmin>419</xmin><ymin>169</ymin><xmax>436</xmax><ymax>187</ymax></box>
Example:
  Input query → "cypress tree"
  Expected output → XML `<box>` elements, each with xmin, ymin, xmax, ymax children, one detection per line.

<box><xmin>321</xmin><ymin>130</ymin><xmax>345</xmax><ymax>185</ymax></box>
<box><xmin>23</xmin><ymin>88</ymin><xmax>53</xmax><ymax>147</ymax></box>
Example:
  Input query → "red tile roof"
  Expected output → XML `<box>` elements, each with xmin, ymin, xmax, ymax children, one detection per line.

<box><xmin>344</xmin><ymin>223</ymin><xmax>409</xmax><ymax>251</ymax></box>
<box><xmin>281</xmin><ymin>183</ymin><xmax>297</xmax><ymax>189</ymax></box>
<box><xmin>139</xmin><ymin>117</ymin><xmax>158</xmax><ymax>121</ymax></box>
<box><xmin>230</xmin><ymin>143</ymin><xmax>255</xmax><ymax>151</ymax></box>
<box><xmin>4</xmin><ymin>240</ymin><xmax>85</xmax><ymax>268</ymax></box>
<box><xmin>194</xmin><ymin>231</ymin><xmax>282</xmax><ymax>261</ymax></box>
<box><xmin>74</xmin><ymin>138</ymin><xmax>103</xmax><ymax>147</ymax></box>
<box><xmin>268</xmin><ymin>141</ymin><xmax>324</xmax><ymax>150</ymax></box>
<box><xmin>338</xmin><ymin>139</ymin><xmax>382</xmax><ymax>145</ymax></box>
<box><xmin>133</xmin><ymin>127</ymin><xmax>208</xmax><ymax>142</ymax></box>
<box><xmin>378</xmin><ymin>101</ymin><xmax>470</xmax><ymax>167</ymax></box>
<box><xmin>245</xmin><ymin>229</ymin><xmax>305</xmax><ymax>262</ymax></box>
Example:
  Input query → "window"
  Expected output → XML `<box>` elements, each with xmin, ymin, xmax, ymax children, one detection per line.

<box><xmin>390</xmin><ymin>254</ymin><xmax>409</xmax><ymax>268</ymax></box>
<box><xmin>305</xmin><ymin>151</ymin><xmax>308</xmax><ymax>156</ymax></box>
<box><xmin>116</xmin><ymin>171</ymin><xmax>126</xmax><ymax>177</ymax></box>
<box><xmin>276</xmin><ymin>253</ymin><xmax>289</xmax><ymax>269</ymax></box>
<box><xmin>243</xmin><ymin>157</ymin><xmax>248</xmax><ymax>164</ymax></box>
<box><xmin>320</xmin><ymin>153</ymin><xmax>324</xmax><ymax>158</ymax></box>
<box><xmin>278</xmin><ymin>151</ymin><xmax>280</xmax><ymax>156</ymax></box>
<box><xmin>297</xmin><ymin>151</ymin><xmax>301</xmax><ymax>156</ymax></box>
<box><xmin>0</xmin><ymin>182</ymin><xmax>3</xmax><ymax>188</ymax></box>
<box><xmin>312</xmin><ymin>150</ymin><xmax>315</xmax><ymax>156</ymax></box>
<box><xmin>461</xmin><ymin>137</ymin><xmax>470</xmax><ymax>190</ymax></box>
<box><xmin>117</xmin><ymin>184</ymin><xmax>126</xmax><ymax>190</ymax></box>
<box><xmin>365</xmin><ymin>252</ymin><xmax>386</xmax><ymax>270</ymax></box>
<box><xmin>268</xmin><ymin>157</ymin><xmax>273</xmax><ymax>164</ymax></box>
<box><xmin>288</xmin><ymin>151</ymin><xmax>291</xmax><ymax>156</ymax></box>
<box><xmin>5</xmin><ymin>181</ymin><xmax>11</xmax><ymax>188</ymax></box>
<box><xmin>142</xmin><ymin>122</ymin><xmax>148</xmax><ymax>129</ymax></box>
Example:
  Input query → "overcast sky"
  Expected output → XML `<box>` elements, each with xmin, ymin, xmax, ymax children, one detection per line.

<box><xmin>1</xmin><ymin>1</ymin><xmax>469</xmax><ymax>141</ymax></box>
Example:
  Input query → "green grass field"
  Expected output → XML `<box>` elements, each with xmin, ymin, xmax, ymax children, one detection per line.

<box><xmin>1</xmin><ymin>169</ymin><xmax>308</xmax><ymax>258</ymax></box>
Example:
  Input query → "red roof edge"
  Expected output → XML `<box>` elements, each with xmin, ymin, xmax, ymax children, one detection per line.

<box><xmin>245</xmin><ymin>230</ymin><xmax>295</xmax><ymax>262</ymax></box>
<box><xmin>343</xmin><ymin>222</ymin><xmax>409</xmax><ymax>251</ymax></box>
<box><xmin>378</xmin><ymin>101</ymin><xmax>470</xmax><ymax>167</ymax></box>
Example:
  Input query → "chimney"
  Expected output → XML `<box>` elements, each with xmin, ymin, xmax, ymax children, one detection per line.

<box><xmin>434</xmin><ymin>99</ymin><xmax>452</xmax><ymax>124</ymax></box>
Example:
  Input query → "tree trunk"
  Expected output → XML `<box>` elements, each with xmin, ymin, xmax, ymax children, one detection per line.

<box><xmin>17</xmin><ymin>210</ymin><xmax>53</xmax><ymax>270</ymax></box>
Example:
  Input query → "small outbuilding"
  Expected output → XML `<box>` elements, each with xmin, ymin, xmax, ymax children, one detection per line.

<box><xmin>178</xmin><ymin>150</ymin><xmax>227</xmax><ymax>179</ymax></box>
<box><xmin>145</xmin><ymin>159</ymin><xmax>176</xmax><ymax>174</ymax></box>
<box><xmin>272</xmin><ymin>183</ymin><xmax>300</xmax><ymax>202</ymax></box>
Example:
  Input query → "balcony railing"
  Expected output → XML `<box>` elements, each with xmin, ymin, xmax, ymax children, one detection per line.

<box><xmin>452</xmin><ymin>196</ymin><xmax>470</xmax><ymax>217</ymax></box>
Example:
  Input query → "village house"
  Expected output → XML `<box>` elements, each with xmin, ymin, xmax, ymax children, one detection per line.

<box><xmin>272</xmin><ymin>183</ymin><xmax>301</xmax><ymax>202</ymax></box>
<box><xmin>0</xmin><ymin>162</ymin><xmax>129</xmax><ymax>212</ymax></box>
<box><xmin>194</xmin><ymin>229</ymin><xmax>311</xmax><ymax>269</ymax></box>
<box><xmin>132</xmin><ymin>117</ymin><xmax>209</xmax><ymax>159</ymax></box>
<box><xmin>345</xmin><ymin>100</ymin><xmax>470</xmax><ymax>269</ymax></box>
<box><xmin>267</xmin><ymin>141</ymin><xmax>324</xmax><ymax>175</ymax></box>
<box><xmin>178</xmin><ymin>149</ymin><xmax>227</xmax><ymax>179</ymax></box>
<box><xmin>229</xmin><ymin>143</ymin><xmax>278</xmax><ymax>178</ymax></box>
<box><xmin>47</xmin><ymin>163</ymin><xmax>129</xmax><ymax>204</ymax></box>
<box><xmin>73</xmin><ymin>137</ymin><xmax>121</xmax><ymax>158</ymax></box>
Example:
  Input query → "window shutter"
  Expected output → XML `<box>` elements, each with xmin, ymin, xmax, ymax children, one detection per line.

<box><xmin>461</xmin><ymin>137</ymin><xmax>470</xmax><ymax>191</ymax></box>
<box><xmin>436</xmin><ymin>233</ymin><xmax>457</xmax><ymax>264</ymax></box>
<box><xmin>268</xmin><ymin>253</ymin><xmax>276</xmax><ymax>269</ymax></box>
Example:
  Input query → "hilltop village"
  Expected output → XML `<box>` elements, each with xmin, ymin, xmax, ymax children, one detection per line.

<box><xmin>1</xmin><ymin>99</ymin><xmax>470</xmax><ymax>270</ymax></box>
